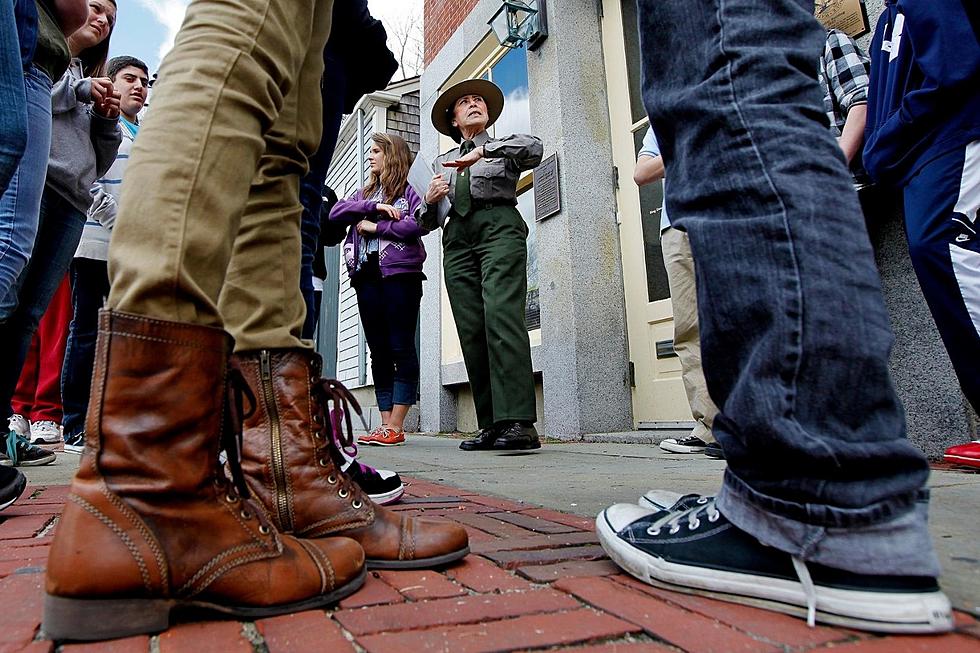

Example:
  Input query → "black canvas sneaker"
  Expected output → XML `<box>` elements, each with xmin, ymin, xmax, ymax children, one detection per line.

<box><xmin>596</xmin><ymin>499</ymin><xmax>952</xmax><ymax>633</ymax></box>
<box><xmin>0</xmin><ymin>466</ymin><xmax>27</xmax><ymax>510</ymax></box>
<box><xmin>5</xmin><ymin>432</ymin><xmax>56</xmax><ymax>466</ymax></box>
<box><xmin>63</xmin><ymin>432</ymin><xmax>86</xmax><ymax>454</ymax></box>
<box><xmin>342</xmin><ymin>458</ymin><xmax>405</xmax><ymax>505</ymax></box>
<box><xmin>659</xmin><ymin>435</ymin><xmax>709</xmax><ymax>454</ymax></box>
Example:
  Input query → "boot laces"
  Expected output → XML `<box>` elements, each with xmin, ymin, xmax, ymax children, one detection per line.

<box><xmin>311</xmin><ymin>377</ymin><xmax>371</xmax><ymax>506</ymax></box>
<box><xmin>222</xmin><ymin>365</ymin><xmax>257</xmax><ymax>501</ymax></box>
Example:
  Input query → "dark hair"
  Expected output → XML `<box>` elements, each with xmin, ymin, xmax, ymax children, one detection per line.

<box><xmin>362</xmin><ymin>133</ymin><xmax>412</xmax><ymax>205</ymax></box>
<box><xmin>108</xmin><ymin>56</ymin><xmax>148</xmax><ymax>80</ymax></box>
<box><xmin>76</xmin><ymin>0</ymin><xmax>118</xmax><ymax>78</ymax></box>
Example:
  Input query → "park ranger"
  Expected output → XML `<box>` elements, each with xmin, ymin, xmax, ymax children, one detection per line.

<box><xmin>421</xmin><ymin>78</ymin><xmax>543</xmax><ymax>452</ymax></box>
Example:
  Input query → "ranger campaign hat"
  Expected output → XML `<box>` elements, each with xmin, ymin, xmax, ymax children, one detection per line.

<box><xmin>431</xmin><ymin>78</ymin><xmax>505</xmax><ymax>143</ymax></box>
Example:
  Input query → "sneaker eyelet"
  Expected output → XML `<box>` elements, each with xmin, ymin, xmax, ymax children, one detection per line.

<box><xmin>240</xmin><ymin>510</ymin><xmax>251</xmax><ymax>520</ymax></box>
<box><xmin>339</xmin><ymin>488</ymin><xmax>350</xmax><ymax>499</ymax></box>
<box><xmin>313</xmin><ymin>415</ymin><xmax>321</xmax><ymax>425</ymax></box>
<box><xmin>708</xmin><ymin>512</ymin><xmax>720</xmax><ymax>522</ymax></box>
<box><xmin>697</xmin><ymin>497</ymin><xmax>708</xmax><ymax>504</ymax></box>
<box><xmin>318</xmin><ymin>458</ymin><xmax>328</xmax><ymax>467</ymax></box>
<box><xmin>225</xmin><ymin>494</ymin><xmax>238</xmax><ymax>503</ymax></box>
<box><xmin>259</xmin><ymin>524</ymin><xmax>271</xmax><ymax>535</ymax></box>
<box><xmin>314</xmin><ymin>431</ymin><xmax>324</xmax><ymax>440</ymax></box>
<box><xmin>352</xmin><ymin>500</ymin><xmax>362</xmax><ymax>509</ymax></box>
<box><xmin>689</xmin><ymin>518</ymin><xmax>701</xmax><ymax>530</ymax></box>
<box><xmin>647</xmin><ymin>527</ymin><xmax>661</xmax><ymax>536</ymax></box>
<box><xmin>327</xmin><ymin>475</ymin><xmax>337</xmax><ymax>484</ymax></box>
<box><xmin>668</xmin><ymin>525</ymin><xmax>681</xmax><ymax>535</ymax></box>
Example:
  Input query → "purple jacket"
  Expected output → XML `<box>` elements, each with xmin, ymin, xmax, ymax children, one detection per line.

<box><xmin>328</xmin><ymin>185</ymin><xmax>427</xmax><ymax>279</ymax></box>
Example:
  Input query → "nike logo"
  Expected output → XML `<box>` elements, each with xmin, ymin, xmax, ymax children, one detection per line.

<box><xmin>955</xmin><ymin>234</ymin><xmax>970</xmax><ymax>243</ymax></box>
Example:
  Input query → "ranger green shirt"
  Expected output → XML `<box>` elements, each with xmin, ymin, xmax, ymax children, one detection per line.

<box><xmin>418</xmin><ymin>130</ymin><xmax>543</xmax><ymax>230</ymax></box>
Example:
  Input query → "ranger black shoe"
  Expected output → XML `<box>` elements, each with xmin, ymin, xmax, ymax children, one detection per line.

<box><xmin>459</xmin><ymin>426</ymin><xmax>500</xmax><ymax>451</ymax></box>
<box><xmin>493</xmin><ymin>422</ymin><xmax>541</xmax><ymax>451</ymax></box>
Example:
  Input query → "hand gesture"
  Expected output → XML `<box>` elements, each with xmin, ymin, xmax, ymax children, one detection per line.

<box><xmin>425</xmin><ymin>173</ymin><xmax>449</xmax><ymax>204</ymax></box>
<box><xmin>376</xmin><ymin>203</ymin><xmax>403</xmax><ymax>220</ymax></box>
<box><xmin>356</xmin><ymin>220</ymin><xmax>378</xmax><ymax>235</ymax></box>
<box><xmin>442</xmin><ymin>145</ymin><xmax>483</xmax><ymax>171</ymax></box>
<box><xmin>90</xmin><ymin>78</ymin><xmax>121</xmax><ymax>118</ymax></box>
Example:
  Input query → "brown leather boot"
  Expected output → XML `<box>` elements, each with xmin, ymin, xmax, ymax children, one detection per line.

<box><xmin>236</xmin><ymin>348</ymin><xmax>469</xmax><ymax>569</ymax></box>
<box><xmin>43</xmin><ymin>312</ymin><xmax>366</xmax><ymax>642</ymax></box>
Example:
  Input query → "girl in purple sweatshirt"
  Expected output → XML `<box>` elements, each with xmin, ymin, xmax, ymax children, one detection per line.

<box><xmin>329</xmin><ymin>133</ymin><xmax>426</xmax><ymax>446</ymax></box>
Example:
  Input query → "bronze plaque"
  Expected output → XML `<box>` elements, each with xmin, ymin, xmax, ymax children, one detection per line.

<box><xmin>815</xmin><ymin>0</ymin><xmax>870</xmax><ymax>38</ymax></box>
<box><xmin>533</xmin><ymin>154</ymin><xmax>560</xmax><ymax>221</ymax></box>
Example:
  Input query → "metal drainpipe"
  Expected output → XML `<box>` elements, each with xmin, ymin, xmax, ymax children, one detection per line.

<box><xmin>355</xmin><ymin>107</ymin><xmax>368</xmax><ymax>387</ymax></box>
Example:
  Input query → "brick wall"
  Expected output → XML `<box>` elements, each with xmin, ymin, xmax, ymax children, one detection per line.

<box><xmin>424</xmin><ymin>0</ymin><xmax>480</xmax><ymax>65</ymax></box>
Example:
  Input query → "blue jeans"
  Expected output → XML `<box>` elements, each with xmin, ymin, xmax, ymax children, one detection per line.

<box><xmin>0</xmin><ymin>188</ymin><xmax>86</xmax><ymax>424</ymax></box>
<box><xmin>353</xmin><ymin>263</ymin><xmax>422</xmax><ymax>411</ymax></box>
<box><xmin>61</xmin><ymin>258</ymin><xmax>110</xmax><ymax>439</ymax></box>
<box><xmin>0</xmin><ymin>65</ymin><xmax>52</xmax><ymax>303</ymax></box>
<box><xmin>299</xmin><ymin>54</ymin><xmax>346</xmax><ymax>340</ymax></box>
<box><xmin>638</xmin><ymin>0</ymin><xmax>938</xmax><ymax>576</ymax></box>
<box><xmin>0</xmin><ymin>0</ymin><xmax>27</xmax><ymax>195</ymax></box>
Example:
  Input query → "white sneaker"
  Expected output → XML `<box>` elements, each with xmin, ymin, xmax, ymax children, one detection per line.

<box><xmin>8</xmin><ymin>414</ymin><xmax>30</xmax><ymax>438</ymax></box>
<box><xmin>30</xmin><ymin>420</ymin><xmax>62</xmax><ymax>444</ymax></box>
<box><xmin>658</xmin><ymin>435</ymin><xmax>709</xmax><ymax>453</ymax></box>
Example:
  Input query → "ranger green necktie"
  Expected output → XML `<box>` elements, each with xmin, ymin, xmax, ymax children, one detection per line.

<box><xmin>455</xmin><ymin>140</ymin><xmax>475</xmax><ymax>216</ymax></box>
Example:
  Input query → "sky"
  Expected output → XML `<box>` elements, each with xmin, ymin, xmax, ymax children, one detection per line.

<box><xmin>107</xmin><ymin>0</ymin><xmax>424</xmax><ymax>74</ymax></box>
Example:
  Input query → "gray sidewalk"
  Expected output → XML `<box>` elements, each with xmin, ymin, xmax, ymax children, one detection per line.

<box><xmin>356</xmin><ymin>434</ymin><xmax>980</xmax><ymax>615</ymax></box>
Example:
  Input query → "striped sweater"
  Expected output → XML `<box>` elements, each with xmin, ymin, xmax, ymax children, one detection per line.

<box><xmin>76</xmin><ymin>117</ymin><xmax>137</xmax><ymax>261</ymax></box>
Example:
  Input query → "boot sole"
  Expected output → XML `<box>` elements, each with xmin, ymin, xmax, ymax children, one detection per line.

<box><xmin>17</xmin><ymin>453</ymin><xmax>57</xmax><ymax>466</ymax></box>
<box><xmin>366</xmin><ymin>546</ymin><xmax>469</xmax><ymax>570</ymax></box>
<box><xmin>42</xmin><ymin>567</ymin><xmax>367</xmax><ymax>642</ymax></box>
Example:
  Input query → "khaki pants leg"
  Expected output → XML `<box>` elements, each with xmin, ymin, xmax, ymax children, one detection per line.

<box><xmin>107</xmin><ymin>0</ymin><xmax>334</xmax><ymax>341</ymax></box>
<box><xmin>662</xmin><ymin>226</ymin><xmax>718</xmax><ymax>441</ymax></box>
<box><xmin>218</xmin><ymin>10</ymin><xmax>333</xmax><ymax>351</ymax></box>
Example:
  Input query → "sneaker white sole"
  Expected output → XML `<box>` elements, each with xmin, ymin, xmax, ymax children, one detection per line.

<box><xmin>658</xmin><ymin>441</ymin><xmax>707</xmax><ymax>454</ymax></box>
<box><xmin>369</xmin><ymin>483</ymin><xmax>405</xmax><ymax>505</ymax></box>
<box><xmin>64</xmin><ymin>444</ymin><xmax>85</xmax><ymax>454</ymax></box>
<box><xmin>596</xmin><ymin>510</ymin><xmax>953</xmax><ymax>634</ymax></box>
<box><xmin>17</xmin><ymin>453</ymin><xmax>57</xmax><ymax>467</ymax></box>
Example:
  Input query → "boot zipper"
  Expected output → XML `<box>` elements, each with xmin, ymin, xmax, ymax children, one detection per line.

<box><xmin>261</xmin><ymin>350</ymin><xmax>292</xmax><ymax>531</ymax></box>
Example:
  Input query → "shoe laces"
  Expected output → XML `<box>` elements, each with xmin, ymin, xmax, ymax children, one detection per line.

<box><xmin>222</xmin><ymin>364</ymin><xmax>258</xmax><ymax>500</ymax></box>
<box><xmin>310</xmin><ymin>377</ymin><xmax>371</xmax><ymax>507</ymax></box>
<box><xmin>645</xmin><ymin>497</ymin><xmax>719</xmax><ymax>536</ymax></box>
<box><xmin>643</xmin><ymin>498</ymin><xmax>818</xmax><ymax>628</ymax></box>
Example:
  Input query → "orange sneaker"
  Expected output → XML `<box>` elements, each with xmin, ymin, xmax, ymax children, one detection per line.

<box><xmin>373</xmin><ymin>427</ymin><xmax>406</xmax><ymax>446</ymax></box>
<box><xmin>358</xmin><ymin>426</ymin><xmax>386</xmax><ymax>445</ymax></box>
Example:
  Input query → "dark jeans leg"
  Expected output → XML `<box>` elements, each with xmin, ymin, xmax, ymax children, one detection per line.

<box><xmin>382</xmin><ymin>274</ymin><xmax>422</xmax><ymax>406</ymax></box>
<box><xmin>638</xmin><ymin>0</ymin><xmax>936</xmax><ymax>575</ymax></box>
<box><xmin>0</xmin><ymin>188</ymin><xmax>85</xmax><ymax>424</ymax></box>
<box><xmin>61</xmin><ymin>258</ymin><xmax>110</xmax><ymax>438</ymax></box>
<box><xmin>354</xmin><ymin>270</ymin><xmax>395</xmax><ymax>412</ymax></box>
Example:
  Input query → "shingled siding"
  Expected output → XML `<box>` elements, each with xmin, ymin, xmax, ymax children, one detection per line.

<box><xmin>387</xmin><ymin>91</ymin><xmax>421</xmax><ymax>157</ymax></box>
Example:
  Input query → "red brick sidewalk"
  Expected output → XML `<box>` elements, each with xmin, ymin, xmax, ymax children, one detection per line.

<box><xmin>0</xmin><ymin>478</ymin><xmax>977</xmax><ymax>653</ymax></box>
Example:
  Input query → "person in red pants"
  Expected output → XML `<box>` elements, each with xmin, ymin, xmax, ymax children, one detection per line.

<box><xmin>7</xmin><ymin>273</ymin><xmax>69</xmax><ymax>462</ymax></box>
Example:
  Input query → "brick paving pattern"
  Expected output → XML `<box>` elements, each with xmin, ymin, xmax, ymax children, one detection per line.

<box><xmin>0</xmin><ymin>478</ymin><xmax>976</xmax><ymax>652</ymax></box>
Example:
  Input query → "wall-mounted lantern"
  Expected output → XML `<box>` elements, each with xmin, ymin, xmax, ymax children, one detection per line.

<box><xmin>488</xmin><ymin>0</ymin><xmax>548</xmax><ymax>51</ymax></box>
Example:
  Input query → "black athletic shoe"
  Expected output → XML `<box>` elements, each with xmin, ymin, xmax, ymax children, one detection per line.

<box><xmin>459</xmin><ymin>427</ymin><xmax>500</xmax><ymax>451</ymax></box>
<box><xmin>63</xmin><ymin>431</ymin><xmax>85</xmax><ymax>454</ymax></box>
<box><xmin>0</xmin><ymin>466</ymin><xmax>27</xmax><ymax>510</ymax></box>
<box><xmin>343</xmin><ymin>459</ymin><xmax>405</xmax><ymax>505</ymax></box>
<box><xmin>492</xmin><ymin>422</ymin><xmax>541</xmax><ymax>451</ymax></box>
<box><xmin>596</xmin><ymin>499</ymin><xmax>952</xmax><ymax>633</ymax></box>
<box><xmin>704</xmin><ymin>442</ymin><xmax>725</xmax><ymax>459</ymax></box>
<box><xmin>5</xmin><ymin>431</ymin><xmax>56</xmax><ymax>466</ymax></box>
<box><xmin>659</xmin><ymin>435</ymin><xmax>709</xmax><ymax>454</ymax></box>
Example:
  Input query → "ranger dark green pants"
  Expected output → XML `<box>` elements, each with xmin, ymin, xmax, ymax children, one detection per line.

<box><xmin>443</xmin><ymin>205</ymin><xmax>536</xmax><ymax>429</ymax></box>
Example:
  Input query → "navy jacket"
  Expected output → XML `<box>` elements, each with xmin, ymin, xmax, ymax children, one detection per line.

<box><xmin>863</xmin><ymin>0</ymin><xmax>980</xmax><ymax>187</ymax></box>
